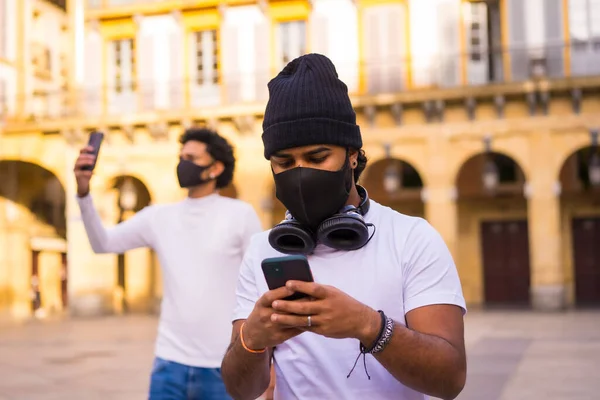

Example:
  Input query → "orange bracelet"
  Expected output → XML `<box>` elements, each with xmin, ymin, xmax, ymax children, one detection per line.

<box><xmin>240</xmin><ymin>322</ymin><xmax>266</xmax><ymax>354</ymax></box>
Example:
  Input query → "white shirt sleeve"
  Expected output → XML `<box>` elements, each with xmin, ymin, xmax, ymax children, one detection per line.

<box><xmin>402</xmin><ymin>218</ymin><xmax>467</xmax><ymax>315</ymax></box>
<box><xmin>240</xmin><ymin>204</ymin><xmax>264</xmax><ymax>254</ymax></box>
<box><xmin>76</xmin><ymin>194</ymin><xmax>156</xmax><ymax>254</ymax></box>
<box><xmin>232</xmin><ymin>235</ymin><xmax>261</xmax><ymax>322</ymax></box>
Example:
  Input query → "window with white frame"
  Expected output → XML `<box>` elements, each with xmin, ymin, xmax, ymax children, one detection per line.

<box><xmin>276</xmin><ymin>20</ymin><xmax>306</xmax><ymax>69</ymax></box>
<box><xmin>111</xmin><ymin>38</ymin><xmax>135</xmax><ymax>93</ymax></box>
<box><xmin>193</xmin><ymin>30</ymin><xmax>219</xmax><ymax>86</ymax></box>
<box><xmin>0</xmin><ymin>0</ymin><xmax>7</xmax><ymax>59</ymax></box>
<box><xmin>569</xmin><ymin>0</ymin><xmax>600</xmax><ymax>75</ymax></box>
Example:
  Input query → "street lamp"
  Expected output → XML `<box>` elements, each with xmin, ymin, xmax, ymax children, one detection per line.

<box><xmin>482</xmin><ymin>159</ymin><xmax>499</xmax><ymax>192</ymax></box>
<box><xmin>382</xmin><ymin>143</ymin><xmax>402</xmax><ymax>194</ymax></box>
<box><xmin>119</xmin><ymin>177</ymin><xmax>137</xmax><ymax>212</ymax></box>
<box><xmin>589</xmin><ymin>129</ymin><xmax>600</xmax><ymax>187</ymax></box>
<box><xmin>482</xmin><ymin>135</ymin><xmax>499</xmax><ymax>193</ymax></box>
<box><xmin>383</xmin><ymin>162</ymin><xmax>402</xmax><ymax>194</ymax></box>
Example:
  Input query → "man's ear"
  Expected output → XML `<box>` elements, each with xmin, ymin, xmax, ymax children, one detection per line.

<box><xmin>210</xmin><ymin>161</ymin><xmax>225</xmax><ymax>179</ymax></box>
<box><xmin>349</xmin><ymin>149</ymin><xmax>359</xmax><ymax>169</ymax></box>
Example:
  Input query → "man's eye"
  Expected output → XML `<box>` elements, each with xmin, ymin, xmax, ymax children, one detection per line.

<box><xmin>278</xmin><ymin>161</ymin><xmax>295</xmax><ymax>168</ymax></box>
<box><xmin>310</xmin><ymin>157</ymin><xmax>327</xmax><ymax>164</ymax></box>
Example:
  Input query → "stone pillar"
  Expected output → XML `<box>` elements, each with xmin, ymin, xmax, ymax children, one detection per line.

<box><xmin>424</xmin><ymin>186</ymin><xmax>458</xmax><ymax>260</ymax></box>
<box><xmin>528</xmin><ymin>131</ymin><xmax>565</xmax><ymax>311</ymax></box>
<box><xmin>424</xmin><ymin>134</ymin><xmax>458</xmax><ymax>259</ymax></box>
<box><xmin>528</xmin><ymin>185</ymin><xmax>565</xmax><ymax>311</ymax></box>
<box><xmin>65</xmin><ymin>146</ymin><xmax>114</xmax><ymax>317</ymax></box>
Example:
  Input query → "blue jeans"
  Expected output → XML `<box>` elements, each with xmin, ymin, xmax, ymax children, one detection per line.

<box><xmin>149</xmin><ymin>357</ymin><xmax>232</xmax><ymax>400</ymax></box>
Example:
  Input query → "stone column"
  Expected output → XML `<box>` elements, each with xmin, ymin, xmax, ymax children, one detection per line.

<box><xmin>424</xmin><ymin>134</ymin><xmax>458</xmax><ymax>259</ymax></box>
<box><xmin>528</xmin><ymin>131</ymin><xmax>565</xmax><ymax>311</ymax></box>
<box><xmin>424</xmin><ymin>186</ymin><xmax>458</xmax><ymax>260</ymax></box>
<box><xmin>528</xmin><ymin>184</ymin><xmax>565</xmax><ymax>310</ymax></box>
<box><xmin>65</xmin><ymin>145</ymin><xmax>114</xmax><ymax>317</ymax></box>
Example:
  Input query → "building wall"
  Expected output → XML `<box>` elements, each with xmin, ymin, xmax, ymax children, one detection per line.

<box><xmin>1</xmin><ymin>0</ymin><xmax>600</xmax><ymax>319</ymax></box>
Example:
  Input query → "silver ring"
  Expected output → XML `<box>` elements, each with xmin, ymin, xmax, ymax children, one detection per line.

<box><xmin>307</xmin><ymin>315</ymin><xmax>312</xmax><ymax>327</ymax></box>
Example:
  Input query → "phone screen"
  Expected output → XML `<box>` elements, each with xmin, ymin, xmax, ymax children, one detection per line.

<box><xmin>261</xmin><ymin>255</ymin><xmax>314</xmax><ymax>301</ymax></box>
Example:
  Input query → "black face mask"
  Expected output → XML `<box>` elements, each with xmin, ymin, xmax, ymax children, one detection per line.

<box><xmin>273</xmin><ymin>157</ymin><xmax>353</xmax><ymax>230</ymax></box>
<box><xmin>177</xmin><ymin>159</ymin><xmax>214</xmax><ymax>188</ymax></box>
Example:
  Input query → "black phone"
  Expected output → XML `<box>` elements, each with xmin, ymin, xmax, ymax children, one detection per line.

<box><xmin>81</xmin><ymin>131</ymin><xmax>104</xmax><ymax>171</ymax></box>
<box><xmin>261</xmin><ymin>255</ymin><xmax>314</xmax><ymax>301</ymax></box>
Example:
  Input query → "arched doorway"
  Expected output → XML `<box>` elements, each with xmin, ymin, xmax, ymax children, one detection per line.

<box><xmin>361</xmin><ymin>157</ymin><xmax>425</xmax><ymax>218</ymax></box>
<box><xmin>0</xmin><ymin>160</ymin><xmax>67</xmax><ymax>319</ymax></box>
<box><xmin>558</xmin><ymin>145</ymin><xmax>600</xmax><ymax>306</ymax></box>
<box><xmin>455</xmin><ymin>151</ymin><xmax>530</xmax><ymax>307</ymax></box>
<box><xmin>109</xmin><ymin>175</ymin><xmax>152</xmax><ymax>314</ymax></box>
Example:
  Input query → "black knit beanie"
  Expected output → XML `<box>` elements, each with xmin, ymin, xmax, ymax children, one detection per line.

<box><xmin>262</xmin><ymin>53</ymin><xmax>363</xmax><ymax>159</ymax></box>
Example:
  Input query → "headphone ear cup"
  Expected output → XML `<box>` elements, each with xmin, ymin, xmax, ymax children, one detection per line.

<box><xmin>268</xmin><ymin>220</ymin><xmax>316</xmax><ymax>255</ymax></box>
<box><xmin>317</xmin><ymin>214</ymin><xmax>370</xmax><ymax>251</ymax></box>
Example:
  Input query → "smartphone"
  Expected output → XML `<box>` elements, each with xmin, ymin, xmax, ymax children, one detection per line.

<box><xmin>81</xmin><ymin>131</ymin><xmax>104</xmax><ymax>171</ymax></box>
<box><xmin>261</xmin><ymin>255</ymin><xmax>314</xmax><ymax>301</ymax></box>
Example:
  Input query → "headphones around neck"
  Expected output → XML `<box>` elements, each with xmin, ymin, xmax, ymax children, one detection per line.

<box><xmin>268</xmin><ymin>185</ymin><xmax>375</xmax><ymax>255</ymax></box>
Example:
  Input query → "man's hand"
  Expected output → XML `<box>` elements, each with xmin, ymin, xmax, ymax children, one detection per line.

<box><xmin>242</xmin><ymin>286</ymin><xmax>306</xmax><ymax>351</ymax></box>
<box><xmin>270</xmin><ymin>281</ymin><xmax>382</xmax><ymax>346</ymax></box>
<box><xmin>73</xmin><ymin>146</ymin><xmax>95</xmax><ymax>197</ymax></box>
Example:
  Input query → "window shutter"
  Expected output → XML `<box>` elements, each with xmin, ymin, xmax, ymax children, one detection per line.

<box><xmin>0</xmin><ymin>0</ymin><xmax>6</xmax><ymax>59</ymax></box>
<box><xmin>254</xmin><ymin>21</ymin><xmax>270</xmax><ymax>102</ymax></box>
<box><xmin>310</xmin><ymin>14</ymin><xmax>329</xmax><ymax>56</ymax></box>
<box><xmin>363</xmin><ymin>7</ymin><xmax>382</xmax><ymax>94</ymax></box>
<box><xmin>169</xmin><ymin>27</ymin><xmax>184</xmax><ymax>109</ymax></box>
<box><xmin>506</xmin><ymin>0</ymin><xmax>527</xmax><ymax>81</ymax></box>
<box><xmin>569</xmin><ymin>0</ymin><xmax>588</xmax><ymax>76</ymax></box>
<box><xmin>464</xmin><ymin>2</ymin><xmax>489</xmax><ymax>85</ymax></box>
<box><xmin>221</xmin><ymin>24</ymin><xmax>240</xmax><ymax>104</ymax></box>
<box><xmin>83</xmin><ymin>30</ymin><xmax>103</xmax><ymax>116</ymax></box>
<box><xmin>543</xmin><ymin>0</ymin><xmax>564</xmax><ymax>77</ymax></box>
<box><xmin>387</xmin><ymin>5</ymin><xmax>406</xmax><ymax>92</ymax></box>
<box><xmin>137</xmin><ymin>34</ymin><xmax>155</xmax><ymax>111</ymax></box>
<box><xmin>436</xmin><ymin>0</ymin><xmax>461</xmax><ymax>87</ymax></box>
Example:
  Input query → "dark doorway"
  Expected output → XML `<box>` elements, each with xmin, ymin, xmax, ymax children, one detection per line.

<box><xmin>481</xmin><ymin>220</ymin><xmax>531</xmax><ymax>306</ymax></box>
<box><xmin>572</xmin><ymin>217</ymin><xmax>600</xmax><ymax>306</ymax></box>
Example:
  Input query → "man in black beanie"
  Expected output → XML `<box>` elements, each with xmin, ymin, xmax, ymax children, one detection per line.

<box><xmin>221</xmin><ymin>54</ymin><xmax>467</xmax><ymax>400</ymax></box>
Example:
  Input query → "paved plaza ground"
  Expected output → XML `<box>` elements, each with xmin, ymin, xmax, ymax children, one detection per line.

<box><xmin>0</xmin><ymin>310</ymin><xmax>599</xmax><ymax>399</ymax></box>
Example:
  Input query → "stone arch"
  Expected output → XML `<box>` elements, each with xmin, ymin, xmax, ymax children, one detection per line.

<box><xmin>557</xmin><ymin>142</ymin><xmax>600</xmax><ymax>306</ymax></box>
<box><xmin>108</xmin><ymin>174</ymin><xmax>153</xmax><ymax>212</ymax></box>
<box><xmin>362</xmin><ymin>142</ymin><xmax>429</xmax><ymax>187</ymax></box>
<box><xmin>362</xmin><ymin>156</ymin><xmax>425</xmax><ymax>218</ymax></box>
<box><xmin>455</xmin><ymin>151</ymin><xmax>528</xmax><ymax>199</ymax></box>
<box><xmin>0</xmin><ymin>159</ymin><xmax>68</xmax><ymax>318</ymax></box>
<box><xmin>454</xmin><ymin>151</ymin><xmax>531</xmax><ymax>308</ymax></box>
<box><xmin>104</xmin><ymin>174</ymin><xmax>154</xmax><ymax>314</ymax></box>
<box><xmin>0</xmin><ymin>160</ymin><xmax>66</xmax><ymax>237</ymax></box>
<box><xmin>449</xmin><ymin>139</ymin><xmax>531</xmax><ymax>187</ymax></box>
<box><xmin>554</xmin><ymin>130</ymin><xmax>600</xmax><ymax>183</ymax></box>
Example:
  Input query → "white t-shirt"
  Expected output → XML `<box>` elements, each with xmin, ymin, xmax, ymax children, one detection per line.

<box><xmin>77</xmin><ymin>193</ymin><xmax>263</xmax><ymax>368</ymax></box>
<box><xmin>232</xmin><ymin>200</ymin><xmax>466</xmax><ymax>400</ymax></box>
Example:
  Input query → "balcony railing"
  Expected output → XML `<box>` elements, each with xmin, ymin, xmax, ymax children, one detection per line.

<box><xmin>86</xmin><ymin>0</ymin><xmax>194</xmax><ymax>9</ymax></box>
<box><xmin>3</xmin><ymin>42</ymin><xmax>600</xmax><ymax>122</ymax></box>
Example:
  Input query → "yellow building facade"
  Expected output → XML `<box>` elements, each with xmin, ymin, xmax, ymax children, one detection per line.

<box><xmin>1</xmin><ymin>0</ymin><xmax>600</xmax><ymax>320</ymax></box>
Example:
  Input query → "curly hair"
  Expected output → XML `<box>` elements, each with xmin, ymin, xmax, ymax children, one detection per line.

<box><xmin>179</xmin><ymin>128</ymin><xmax>235</xmax><ymax>189</ymax></box>
<box><xmin>354</xmin><ymin>148</ymin><xmax>368</xmax><ymax>183</ymax></box>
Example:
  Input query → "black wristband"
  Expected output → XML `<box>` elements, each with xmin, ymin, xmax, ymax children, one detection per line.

<box><xmin>360</xmin><ymin>310</ymin><xmax>386</xmax><ymax>354</ymax></box>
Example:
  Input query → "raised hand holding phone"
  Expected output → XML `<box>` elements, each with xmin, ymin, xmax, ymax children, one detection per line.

<box><xmin>73</xmin><ymin>131</ymin><xmax>104</xmax><ymax>197</ymax></box>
